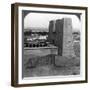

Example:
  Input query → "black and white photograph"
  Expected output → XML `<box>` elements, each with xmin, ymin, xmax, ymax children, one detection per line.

<box><xmin>23</xmin><ymin>11</ymin><xmax>81</xmax><ymax>78</ymax></box>
<box><xmin>11</xmin><ymin>3</ymin><xmax>87</xmax><ymax>87</ymax></box>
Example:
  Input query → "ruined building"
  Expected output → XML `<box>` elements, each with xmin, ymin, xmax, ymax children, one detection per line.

<box><xmin>48</xmin><ymin>18</ymin><xmax>75</xmax><ymax>57</ymax></box>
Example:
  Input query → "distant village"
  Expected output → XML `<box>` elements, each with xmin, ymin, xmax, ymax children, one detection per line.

<box><xmin>24</xmin><ymin>29</ymin><xmax>80</xmax><ymax>48</ymax></box>
<box><xmin>24</xmin><ymin>29</ymin><xmax>49</xmax><ymax>47</ymax></box>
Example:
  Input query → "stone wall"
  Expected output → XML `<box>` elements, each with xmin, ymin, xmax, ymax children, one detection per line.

<box><xmin>62</xmin><ymin>18</ymin><xmax>75</xmax><ymax>57</ymax></box>
<box><xmin>48</xmin><ymin>18</ymin><xmax>75</xmax><ymax>57</ymax></box>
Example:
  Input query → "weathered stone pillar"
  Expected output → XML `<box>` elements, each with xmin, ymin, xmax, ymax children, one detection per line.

<box><xmin>55</xmin><ymin>18</ymin><xmax>75</xmax><ymax>57</ymax></box>
<box><xmin>48</xmin><ymin>18</ymin><xmax>75</xmax><ymax>57</ymax></box>
<box><xmin>54</xmin><ymin>18</ymin><xmax>75</xmax><ymax>67</ymax></box>
<box><xmin>48</xmin><ymin>20</ymin><xmax>56</xmax><ymax>44</ymax></box>
<box><xmin>55</xmin><ymin>19</ymin><xmax>63</xmax><ymax>55</ymax></box>
<box><xmin>62</xmin><ymin>18</ymin><xmax>75</xmax><ymax>57</ymax></box>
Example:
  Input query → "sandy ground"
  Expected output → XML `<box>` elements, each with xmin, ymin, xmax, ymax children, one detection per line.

<box><xmin>23</xmin><ymin>41</ymin><xmax>80</xmax><ymax>77</ymax></box>
<box><xmin>23</xmin><ymin>49</ymin><xmax>80</xmax><ymax>77</ymax></box>
<box><xmin>24</xmin><ymin>64</ymin><xmax>80</xmax><ymax>77</ymax></box>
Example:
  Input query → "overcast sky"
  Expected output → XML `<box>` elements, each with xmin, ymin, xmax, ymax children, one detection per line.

<box><xmin>24</xmin><ymin>13</ymin><xmax>81</xmax><ymax>32</ymax></box>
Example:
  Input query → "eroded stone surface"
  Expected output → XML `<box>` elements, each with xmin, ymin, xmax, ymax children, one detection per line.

<box><xmin>48</xmin><ymin>18</ymin><xmax>75</xmax><ymax>57</ymax></box>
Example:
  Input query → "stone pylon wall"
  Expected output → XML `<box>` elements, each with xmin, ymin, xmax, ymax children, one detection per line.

<box><xmin>48</xmin><ymin>18</ymin><xmax>75</xmax><ymax>57</ymax></box>
<box><xmin>62</xmin><ymin>18</ymin><xmax>75</xmax><ymax>57</ymax></box>
<box><xmin>48</xmin><ymin>20</ymin><xmax>56</xmax><ymax>44</ymax></box>
<box><xmin>55</xmin><ymin>19</ymin><xmax>63</xmax><ymax>55</ymax></box>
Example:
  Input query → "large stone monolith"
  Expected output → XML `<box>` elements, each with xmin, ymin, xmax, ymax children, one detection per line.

<box><xmin>55</xmin><ymin>18</ymin><xmax>75</xmax><ymax>57</ymax></box>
